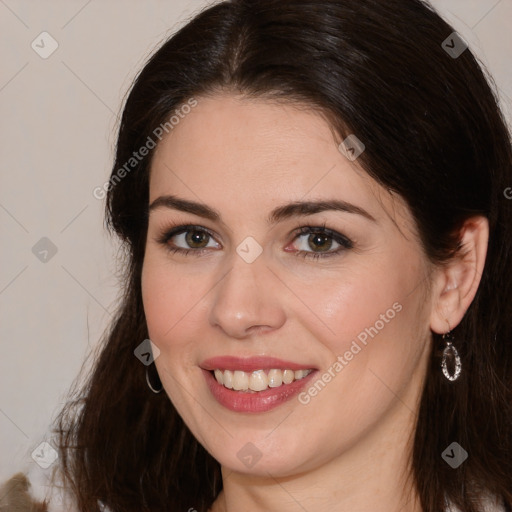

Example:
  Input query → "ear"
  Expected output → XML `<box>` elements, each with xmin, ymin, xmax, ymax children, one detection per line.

<box><xmin>430</xmin><ymin>216</ymin><xmax>489</xmax><ymax>334</ymax></box>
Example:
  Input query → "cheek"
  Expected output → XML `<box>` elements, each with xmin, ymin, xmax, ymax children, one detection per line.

<box><xmin>308</xmin><ymin>260</ymin><xmax>414</xmax><ymax>342</ymax></box>
<box><xmin>140</xmin><ymin>258</ymin><xmax>210</xmax><ymax>416</ymax></box>
<box><xmin>302</xmin><ymin>250</ymin><xmax>429</xmax><ymax>387</ymax></box>
<box><xmin>289</xmin><ymin>258</ymin><xmax>429</xmax><ymax>451</ymax></box>
<box><xmin>141</xmin><ymin>263</ymin><xmax>169</xmax><ymax>339</ymax></box>
<box><xmin>142</xmin><ymin>259</ymin><xmax>184</xmax><ymax>343</ymax></box>
<box><xmin>141</xmin><ymin>256</ymin><xmax>213</xmax><ymax>358</ymax></box>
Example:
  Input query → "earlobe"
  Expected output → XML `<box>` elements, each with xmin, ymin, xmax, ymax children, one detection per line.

<box><xmin>430</xmin><ymin>216</ymin><xmax>489</xmax><ymax>334</ymax></box>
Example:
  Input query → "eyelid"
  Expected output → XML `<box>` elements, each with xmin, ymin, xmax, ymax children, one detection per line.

<box><xmin>155</xmin><ymin>221</ymin><xmax>354</xmax><ymax>258</ymax></box>
<box><xmin>155</xmin><ymin>223</ymin><xmax>219</xmax><ymax>246</ymax></box>
<box><xmin>292</xmin><ymin>224</ymin><xmax>353</xmax><ymax>248</ymax></box>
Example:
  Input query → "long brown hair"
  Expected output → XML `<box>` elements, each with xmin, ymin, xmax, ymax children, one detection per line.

<box><xmin>53</xmin><ymin>0</ymin><xmax>512</xmax><ymax>510</ymax></box>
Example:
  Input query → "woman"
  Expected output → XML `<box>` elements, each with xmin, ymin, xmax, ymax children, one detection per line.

<box><xmin>4</xmin><ymin>0</ymin><xmax>511</xmax><ymax>510</ymax></box>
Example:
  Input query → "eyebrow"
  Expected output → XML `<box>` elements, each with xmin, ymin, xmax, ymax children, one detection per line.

<box><xmin>148</xmin><ymin>194</ymin><xmax>377</xmax><ymax>224</ymax></box>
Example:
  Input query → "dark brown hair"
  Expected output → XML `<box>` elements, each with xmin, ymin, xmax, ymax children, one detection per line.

<box><xmin>53</xmin><ymin>0</ymin><xmax>512</xmax><ymax>511</ymax></box>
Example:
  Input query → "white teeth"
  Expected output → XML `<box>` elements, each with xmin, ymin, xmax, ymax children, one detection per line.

<box><xmin>213</xmin><ymin>368</ymin><xmax>312</xmax><ymax>392</ymax></box>
<box><xmin>249</xmin><ymin>370</ymin><xmax>268</xmax><ymax>391</ymax></box>
<box><xmin>282</xmin><ymin>369</ymin><xmax>294</xmax><ymax>384</ymax></box>
<box><xmin>267</xmin><ymin>369</ymin><xmax>282</xmax><ymax>388</ymax></box>
<box><xmin>214</xmin><ymin>369</ymin><xmax>224</xmax><ymax>385</ymax></box>
<box><xmin>233</xmin><ymin>370</ymin><xmax>249</xmax><ymax>391</ymax></box>
<box><xmin>223</xmin><ymin>370</ymin><xmax>233</xmax><ymax>389</ymax></box>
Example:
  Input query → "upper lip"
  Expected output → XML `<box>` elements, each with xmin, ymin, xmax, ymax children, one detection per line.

<box><xmin>200</xmin><ymin>356</ymin><xmax>316</xmax><ymax>372</ymax></box>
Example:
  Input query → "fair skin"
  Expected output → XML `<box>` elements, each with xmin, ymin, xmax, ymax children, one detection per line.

<box><xmin>141</xmin><ymin>94</ymin><xmax>488</xmax><ymax>512</ymax></box>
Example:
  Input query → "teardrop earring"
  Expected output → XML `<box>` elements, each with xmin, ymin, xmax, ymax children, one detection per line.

<box><xmin>441</xmin><ymin>331</ymin><xmax>462</xmax><ymax>381</ymax></box>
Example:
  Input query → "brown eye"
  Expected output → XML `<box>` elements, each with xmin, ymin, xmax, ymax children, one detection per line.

<box><xmin>157</xmin><ymin>224</ymin><xmax>220</xmax><ymax>255</ymax></box>
<box><xmin>307</xmin><ymin>233</ymin><xmax>333</xmax><ymax>252</ymax></box>
<box><xmin>291</xmin><ymin>226</ymin><xmax>353</xmax><ymax>260</ymax></box>
<box><xmin>185</xmin><ymin>229</ymin><xmax>210</xmax><ymax>248</ymax></box>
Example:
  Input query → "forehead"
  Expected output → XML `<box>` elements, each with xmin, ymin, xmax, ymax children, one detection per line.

<box><xmin>148</xmin><ymin>93</ymin><xmax>410</xmax><ymax>230</ymax></box>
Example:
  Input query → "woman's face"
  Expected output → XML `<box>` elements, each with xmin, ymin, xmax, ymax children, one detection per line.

<box><xmin>141</xmin><ymin>93</ymin><xmax>435</xmax><ymax>476</ymax></box>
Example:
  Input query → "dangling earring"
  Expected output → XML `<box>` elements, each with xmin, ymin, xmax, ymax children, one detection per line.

<box><xmin>146</xmin><ymin>363</ymin><xmax>163</xmax><ymax>393</ymax></box>
<box><xmin>441</xmin><ymin>331</ymin><xmax>462</xmax><ymax>381</ymax></box>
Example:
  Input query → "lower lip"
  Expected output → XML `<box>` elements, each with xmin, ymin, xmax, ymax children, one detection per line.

<box><xmin>202</xmin><ymin>369</ymin><xmax>317</xmax><ymax>413</ymax></box>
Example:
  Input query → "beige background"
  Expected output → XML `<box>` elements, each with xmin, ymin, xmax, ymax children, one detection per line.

<box><xmin>0</xmin><ymin>0</ymin><xmax>511</xmax><ymax>482</ymax></box>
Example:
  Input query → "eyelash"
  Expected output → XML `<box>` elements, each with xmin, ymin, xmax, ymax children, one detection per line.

<box><xmin>155</xmin><ymin>222</ymin><xmax>354</xmax><ymax>260</ymax></box>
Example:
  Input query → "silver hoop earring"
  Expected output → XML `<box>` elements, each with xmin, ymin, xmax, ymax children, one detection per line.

<box><xmin>146</xmin><ymin>364</ymin><xmax>163</xmax><ymax>393</ymax></box>
<box><xmin>441</xmin><ymin>332</ymin><xmax>462</xmax><ymax>381</ymax></box>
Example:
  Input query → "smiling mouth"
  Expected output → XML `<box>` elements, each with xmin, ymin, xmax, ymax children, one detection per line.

<box><xmin>211</xmin><ymin>368</ymin><xmax>314</xmax><ymax>393</ymax></box>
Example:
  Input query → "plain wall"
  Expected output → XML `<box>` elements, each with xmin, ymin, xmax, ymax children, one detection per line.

<box><xmin>1</xmin><ymin>0</ymin><xmax>511</xmax><ymax>482</ymax></box>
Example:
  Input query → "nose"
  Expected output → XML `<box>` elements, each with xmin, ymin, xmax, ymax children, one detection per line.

<box><xmin>208</xmin><ymin>250</ymin><xmax>286</xmax><ymax>340</ymax></box>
